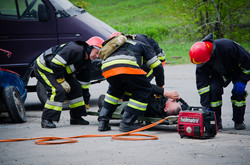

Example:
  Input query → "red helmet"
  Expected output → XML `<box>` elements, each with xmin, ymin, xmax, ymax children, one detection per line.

<box><xmin>108</xmin><ymin>32</ymin><xmax>121</xmax><ymax>39</ymax></box>
<box><xmin>86</xmin><ymin>36</ymin><xmax>104</xmax><ymax>50</ymax></box>
<box><xmin>189</xmin><ymin>41</ymin><xmax>213</xmax><ymax>64</ymax></box>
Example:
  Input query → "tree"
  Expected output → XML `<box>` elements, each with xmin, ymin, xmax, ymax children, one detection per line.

<box><xmin>163</xmin><ymin>0</ymin><xmax>250</xmax><ymax>41</ymax></box>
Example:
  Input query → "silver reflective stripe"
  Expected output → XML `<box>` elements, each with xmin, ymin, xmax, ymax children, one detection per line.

<box><xmin>102</xmin><ymin>54</ymin><xmax>137</xmax><ymax>64</ymax></box>
<box><xmin>241</xmin><ymin>67</ymin><xmax>250</xmax><ymax>74</ymax></box>
<box><xmin>127</xmin><ymin>99</ymin><xmax>148</xmax><ymax>111</ymax></box>
<box><xmin>157</xmin><ymin>51</ymin><xmax>165</xmax><ymax>57</ymax></box>
<box><xmin>146</xmin><ymin>56</ymin><xmax>158</xmax><ymax>67</ymax></box>
<box><xmin>198</xmin><ymin>85</ymin><xmax>210</xmax><ymax>95</ymax></box>
<box><xmin>39</xmin><ymin>55</ymin><xmax>46</xmax><ymax>66</ymax></box>
<box><xmin>231</xmin><ymin>100</ymin><xmax>246</xmax><ymax>107</ymax></box>
<box><xmin>78</xmin><ymin>81</ymin><xmax>91</xmax><ymax>86</ymax></box>
<box><xmin>69</xmin><ymin>64</ymin><xmax>76</xmax><ymax>73</ymax></box>
<box><xmin>70</xmin><ymin>97</ymin><xmax>84</xmax><ymax>104</ymax></box>
<box><xmin>54</xmin><ymin>54</ymin><xmax>67</xmax><ymax>65</ymax></box>
<box><xmin>44</xmin><ymin>48</ymin><xmax>53</xmax><ymax>56</ymax></box>
<box><xmin>45</xmin><ymin>100</ymin><xmax>63</xmax><ymax>107</ymax></box>
<box><xmin>104</xmin><ymin>93</ymin><xmax>119</xmax><ymax>105</ymax></box>
<box><xmin>211</xmin><ymin>101</ymin><xmax>222</xmax><ymax>107</ymax></box>
<box><xmin>126</xmin><ymin>40</ymin><xmax>136</xmax><ymax>45</ymax></box>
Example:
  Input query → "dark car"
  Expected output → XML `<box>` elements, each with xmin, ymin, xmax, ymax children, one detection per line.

<box><xmin>0</xmin><ymin>49</ymin><xmax>27</xmax><ymax>123</ymax></box>
<box><xmin>0</xmin><ymin>0</ymin><xmax>116</xmax><ymax>103</ymax></box>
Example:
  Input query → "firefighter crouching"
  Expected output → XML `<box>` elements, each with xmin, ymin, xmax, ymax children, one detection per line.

<box><xmin>189</xmin><ymin>33</ymin><xmax>250</xmax><ymax>130</ymax></box>
<box><xmin>34</xmin><ymin>36</ymin><xmax>104</xmax><ymax>128</ymax></box>
<box><xmin>98</xmin><ymin>34</ymin><xmax>176</xmax><ymax>132</ymax></box>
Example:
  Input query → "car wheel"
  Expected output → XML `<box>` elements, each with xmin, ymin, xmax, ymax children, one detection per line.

<box><xmin>2</xmin><ymin>86</ymin><xmax>27</xmax><ymax>123</ymax></box>
<box><xmin>36</xmin><ymin>81</ymin><xmax>47</xmax><ymax>105</ymax></box>
<box><xmin>36</xmin><ymin>81</ymin><xmax>69</xmax><ymax>107</ymax></box>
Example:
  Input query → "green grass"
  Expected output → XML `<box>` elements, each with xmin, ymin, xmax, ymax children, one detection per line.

<box><xmin>70</xmin><ymin>0</ymin><xmax>250</xmax><ymax>64</ymax></box>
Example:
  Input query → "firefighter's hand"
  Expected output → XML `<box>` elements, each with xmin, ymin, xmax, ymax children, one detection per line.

<box><xmin>60</xmin><ymin>81</ymin><xmax>71</xmax><ymax>93</ymax></box>
<box><xmin>163</xmin><ymin>90</ymin><xmax>180</xmax><ymax>100</ymax></box>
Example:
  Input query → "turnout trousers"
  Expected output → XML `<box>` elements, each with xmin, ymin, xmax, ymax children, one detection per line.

<box><xmin>98</xmin><ymin>74</ymin><xmax>152</xmax><ymax>123</ymax></box>
<box><xmin>34</xmin><ymin>61</ymin><xmax>87</xmax><ymax>122</ymax></box>
<box><xmin>208</xmin><ymin>76</ymin><xmax>247</xmax><ymax>124</ymax></box>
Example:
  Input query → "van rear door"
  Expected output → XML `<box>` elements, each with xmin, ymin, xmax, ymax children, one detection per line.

<box><xmin>0</xmin><ymin>0</ymin><xmax>58</xmax><ymax>80</ymax></box>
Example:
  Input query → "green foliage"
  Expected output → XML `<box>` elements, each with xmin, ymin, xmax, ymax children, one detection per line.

<box><xmin>69</xmin><ymin>0</ymin><xmax>250</xmax><ymax>64</ymax></box>
<box><xmin>74</xmin><ymin>0</ymin><xmax>89</xmax><ymax>9</ymax></box>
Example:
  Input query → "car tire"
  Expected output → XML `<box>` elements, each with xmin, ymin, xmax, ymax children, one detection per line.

<box><xmin>36</xmin><ymin>81</ymin><xmax>47</xmax><ymax>105</ymax></box>
<box><xmin>2</xmin><ymin>86</ymin><xmax>27</xmax><ymax>123</ymax></box>
<box><xmin>36</xmin><ymin>81</ymin><xmax>69</xmax><ymax>108</ymax></box>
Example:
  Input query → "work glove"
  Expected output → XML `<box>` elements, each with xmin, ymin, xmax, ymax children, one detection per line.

<box><xmin>57</xmin><ymin>78</ymin><xmax>71</xmax><ymax>93</ymax></box>
<box><xmin>232</xmin><ymin>81</ymin><xmax>246</xmax><ymax>96</ymax></box>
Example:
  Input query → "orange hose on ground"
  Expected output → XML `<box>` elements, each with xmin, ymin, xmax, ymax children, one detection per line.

<box><xmin>0</xmin><ymin>118</ymin><xmax>167</xmax><ymax>145</ymax></box>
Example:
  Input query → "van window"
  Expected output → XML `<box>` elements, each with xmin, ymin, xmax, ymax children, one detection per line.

<box><xmin>0</xmin><ymin>0</ymin><xmax>44</xmax><ymax>20</ymax></box>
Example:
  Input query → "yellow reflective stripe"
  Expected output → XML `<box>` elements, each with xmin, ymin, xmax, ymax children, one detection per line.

<box><xmin>146</xmin><ymin>69</ymin><xmax>153</xmax><ymax>77</ymax></box>
<box><xmin>242</xmin><ymin>67</ymin><xmax>250</xmax><ymax>74</ymax></box>
<box><xmin>127</xmin><ymin>99</ymin><xmax>148</xmax><ymax>111</ymax></box>
<box><xmin>158</xmin><ymin>56</ymin><xmax>165</xmax><ymax>61</ymax></box>
<box><xmin>231</xmin><ymin>100</ymin><xmax>246</xmax><ymax>107</ymax></box>
<box><xmin>81</xmin><ymin>84</ymin><xmax>90</xmax><ymax>89</ymax></box>
<box><xmin>65</xmin><ymin>65</ymin><xmax>72</xmax><ymax>74</ymax></box>
<box><xmin>198</xmin><ymin>85</ymin><xmax>210</xmax><ymax>95</ymax></box>
<box><xmin>104</xmin><ymin>93</ymin><xmax>119</xmax><ymax>105</ymax></box>
<box><xmin>45</xmin><ymin>103</ymin><xmax>62</xmax><ymax>111</ymax></box>
<box><xmin>37</xmin><ymin>70</ymin><xmax>56</xmax><ymax>101</ymax></box>
<box><xmin>211</xmin><ymin>101</ymin><xmax>222</xmax><ymax>107</ymax></box>
<box><xmin>124</xmin><ymin>91</ymin><xmax>132</xmax><ymax>96</ymax></box>
<box><xmin>101</xmin><ymin>59</ymin><xmax>139</xmax><ymax>70</ymax></box>
<box><xmin>149</xmin><ymin>60</ymin><xmax>161</xmax><ymax>69</ymax></box>
<box><xmin>69</xmin><ymin>101</ymin><xmax>85</xmax><ymax>108</ymax></box>
<box><xmin>37</xmin><ymin>57</ymin><xmax>53</xmax><ymax>73</ymax></box>
<box><xmin>51</xmin><ymin>58</ymin><xmax>65</xmax><ymax>67</ymax></box>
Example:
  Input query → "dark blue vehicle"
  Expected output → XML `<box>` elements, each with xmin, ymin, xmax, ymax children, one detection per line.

<box><xmin>0</xmin><ymin>49</ymin><xmax>27</xmax><ymax>123</ymax></box>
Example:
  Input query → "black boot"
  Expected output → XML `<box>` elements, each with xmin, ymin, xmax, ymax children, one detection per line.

<box><xmin>41</xmin><ymin>119</ymin><xmax>56</xmax><ymax>128</ymax></box>
<box><xmin>119</xmin><ymin>111</ymin><xmax>140</xmax><ymax>132</ymax></box>
<box><xmin>70</xmin><ymin>117</ymin><xmax>89</xmax><ymax>125</ymax></box>
<box><xmin>98</xmin><ymin>121</ymin><xmax>111</xmax><ymax>131</ymax></box>
<box><xmin>210</xmin><ymin>107</ymin><xmax>222</xmax><ymax>130</ymax></box>
<box><xmin>98</xmin><ymin>107</ymin><xmax>116</xmax><ymax>131</ymax></box>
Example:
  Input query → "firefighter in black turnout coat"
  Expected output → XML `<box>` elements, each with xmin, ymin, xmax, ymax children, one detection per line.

<box><xmin>98</xmin><ymin>34</ymin><xmax>167</xmax><ymax>132</ymax></box>
<box><xmin>34</xmin><ymin>36</ymin><xmax>104</xmax><ymax>128</ymax></box>
<box><xmin>189</xmin><ymin>33</ymin><xmax>250</xmax><ymax>130</ymax></box>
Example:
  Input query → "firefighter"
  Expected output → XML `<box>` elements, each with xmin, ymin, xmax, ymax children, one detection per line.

<box><xmin>34</xmin><ymin>36</ymin><xmax>104</xmax><ymax>128</ymax></box>
<box><xmin>109</xmin><ymin>32</ymin><xmax>166</xmax><ymax>81</ymax></box>
<box><xmin>189</xmin><ymin>33</ymin><xmax>250</xmax><ymax>130</ymax></box>
<box><xmin>98</xmin><ymin>34</ymin><xmax>173</xmax><ymax>132</ymax></box>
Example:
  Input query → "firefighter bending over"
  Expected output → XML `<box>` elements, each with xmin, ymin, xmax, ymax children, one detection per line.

<box><xmin>34</xmin><ymin>36</ymin><xmax>104</xmax><ymax>128</ymax></box>
<box><xmin>98</xmin><ymin>34</ymin><xmax>179</xmax><ymax>132</ymax></box>
<box><xmin>189</xmin><ymin>33</ymin><xmax>250</xmax><ymax>130</ymax></box>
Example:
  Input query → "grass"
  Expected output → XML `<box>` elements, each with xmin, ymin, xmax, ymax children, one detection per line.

<box><xmin>71</xmin><ymin>0</ymin><xmax>250</xmax><ymax>64</ymax></box>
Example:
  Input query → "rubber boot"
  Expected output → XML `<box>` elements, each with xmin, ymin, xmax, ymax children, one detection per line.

<box><xmin>98</xmin><ymin>106</ymin><xmax>116</xmax><ymax>131</ymax></box>
<box><xmin>119</xmin><ymin>111</ymin><xmax>140</xmax><ymax>132</ymax></box>
<box><xmin>41</xmin><ymin>119</ymin><xmax>56</xmax><ymax>128</ymax></box>
<box><xmin>210</xmin><ymin>106</ymin><xmax>222</xmax><ymax>130</ymax></box>
<box><xmin>232</xmin><ymin>93</ymin><xmax>246</xmax><ymax>130</ymax></box>
<box><xmin>70</xmin><ymin>117</ymin><xmax>89</xmax><ymax>125</ymax></box>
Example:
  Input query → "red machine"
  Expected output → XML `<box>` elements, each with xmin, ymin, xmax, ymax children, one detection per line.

<box><xmin>177</xmin><ymin>107</ymin><xmax>217</xmax><ymax>139</ymax></box>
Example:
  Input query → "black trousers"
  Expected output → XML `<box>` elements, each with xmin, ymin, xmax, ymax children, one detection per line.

<box><xmin>99</xmin><ymin>74</ymin><xmax>152</xmax><ymax>121</ymax></box>
<box><xmin>206</xmin><ymin>76</ymin><xmax>247</xmax><ymax>124</ymax></box>
<box><xmin>34</xmin><ymin>62</ymin><xmax>87</xmax><ymax>122</ymax></box>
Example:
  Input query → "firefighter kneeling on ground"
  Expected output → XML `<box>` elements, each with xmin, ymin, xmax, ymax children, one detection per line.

<box><xmin>34</xmin><ymin>36</ymin><xmax>104</xmax><ymax>128</ymax></box>
<box><xmin>189</xmin><ymin>33</ymin><xmax>250</xmax><ymax>130</ymax></box>
<box><xmin>97</xmin><ymin>34</ymin><xmax>179</xmax><ymax>132</ymax></box>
